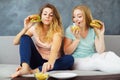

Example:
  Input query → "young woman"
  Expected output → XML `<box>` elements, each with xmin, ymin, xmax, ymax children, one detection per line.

<box><xmin>11</xmin><ymin>3</ymin><xmax>74</xmax><ymax>78</ymax></box>
<box><xmin>64</xmin><ymin>5</ymin><xmax>120</xmax><ymax>73</ymax></box>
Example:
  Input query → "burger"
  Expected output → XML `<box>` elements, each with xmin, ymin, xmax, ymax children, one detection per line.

<box><xmin>90</xmin><ymin>19</ymin><xmax>102</xmax><ymax>29</ymax></box>
<box><xmin>71</xmin><ymin>25</ymin><xmax>80</xmax><ymax>32</ymax></box>
<box><xmin>30</xmin><ymin>14</ymin><xmax>41</xmax><ymax>23</ymax></box>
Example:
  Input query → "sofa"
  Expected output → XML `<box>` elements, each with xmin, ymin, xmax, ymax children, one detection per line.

<box><xmin>0</xmin><ymin>35</ymin><xmax>120</xmax><ymax>80</ymax></box>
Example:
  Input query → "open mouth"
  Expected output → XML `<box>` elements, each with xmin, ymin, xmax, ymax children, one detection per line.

<box><xmin>75</xmin><ymin>22</ymin><xmax>80</xmax><ymax>26</ymax></box>
<box><xmin>78</xmin><ymin>22</ymin><xmax>80</xmax><ymax>25</ymax></box>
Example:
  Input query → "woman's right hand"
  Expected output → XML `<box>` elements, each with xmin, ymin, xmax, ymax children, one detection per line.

<box><xmin>42</xmin><ymin>62</ymin><xmax>54</xmax><ymax>73</ymax></box>
<box><xmin>24</xmin><ymin>16</ymin><xmax>34</xmax><ymax>30</ymax></box>
<box><xmin>72</xmin><ymin>29</ymin><xmax>81</xmax><ymax>40</ymax></box>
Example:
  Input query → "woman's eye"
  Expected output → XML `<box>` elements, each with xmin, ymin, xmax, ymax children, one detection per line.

<box><xmin>50</xmin><ymin>14</ymin><xmax>53</xmax><ymax>17</ymax></box>
<box><xmin>78</xmin><ymin>16</ymin><xmax>82</xmax><ymax>18</ymax></box>
<box><xmin>43</xmin><ymin>14</ymin><xmax>47</xmax><ymax>15</ymax></box>
<box><xmin>72</xmin><ymin>16</ymin><xmax>75</xmax><ymax>19</ymax></box>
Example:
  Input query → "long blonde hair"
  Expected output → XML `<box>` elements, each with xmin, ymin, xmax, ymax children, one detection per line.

<box><xmin>72</xmin><ymin>5</ymin><xmax>93</xmax><ymax>29</ymax></box>
<box><xmin>36</xmin><ymin>3</ymin><xmax>63</xmax><ymax>43</ymax></box>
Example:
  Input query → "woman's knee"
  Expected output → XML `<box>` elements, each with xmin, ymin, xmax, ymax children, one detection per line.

<box><xmin>64</xmin><ymin>55</ymin><xmax>74</xmax><ymax>66</ymax></box>
<box><xmin>20</xmin><ymin>35</ymin><xmax>32</xmax><ymax>43</ymax></box>
<box><xmin>21</xmin><ymin>35</ymin><xmax>31</xmax><ymax>40</ymax></box>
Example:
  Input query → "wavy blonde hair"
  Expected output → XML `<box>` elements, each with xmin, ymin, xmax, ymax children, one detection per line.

<box><xmin>72</xmin><ymin>5</ymin><xmax>93</xmax><ymax>29</ymax></box>
<box><xmin>36</xmin><ymin>3</ymin><xmax>63</xmax><ymax>43</ymax></box>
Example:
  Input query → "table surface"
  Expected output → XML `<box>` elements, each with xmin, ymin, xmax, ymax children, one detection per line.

<box><xmin>11</xmin><ymin>74</ymin><xmax>120</xmax><ymax>80</ymax></box>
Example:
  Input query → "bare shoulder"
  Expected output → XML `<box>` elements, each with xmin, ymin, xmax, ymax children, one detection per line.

<box><xmin>53</xmin><ymin>32</ymin><xmax>63</xmax><ymax>41</ymax></box>
<box><xmin>54</xmin><ymin>32</ymin><xmax>63</xmax><ymax>37</ymax></box>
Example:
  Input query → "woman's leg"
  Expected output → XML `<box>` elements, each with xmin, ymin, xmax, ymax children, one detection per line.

<box><xmin>52</xmin><ymin>55</ymin><xmax>74</xmax><ymax>70</ymax></box>
<box><xmin>11</xmin><ymin>35</ymin><xmax>45</xmax><ymax>78</ymax></box>
<box><xmin>73</xmin><ymin>57</ymin><xmax>97</xmax><ymax>70</ymax></box>
<box><xmin>11</xmin><ymin>35</ymin><xmax>34</xmax><ymax>78</ymax></box>
<box><xmin>94</xmin><ymin>51</ymin><xmax>120</xmax><ymax>73</ymax></box>
<box><xmin>19</xmin><ymin>35</ymin><xmax>47</xmax><ymax>69</ymax></box>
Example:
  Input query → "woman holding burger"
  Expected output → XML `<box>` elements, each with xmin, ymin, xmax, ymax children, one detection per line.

<box><xmin>11</xmin><ymin>3</ymin><xmax>74</xmax><ymax>78</ymax></box>
<box><xmin>64</xmin><ymin>4</ymin><xmax>120</xmax><ymax>73</ymax></box>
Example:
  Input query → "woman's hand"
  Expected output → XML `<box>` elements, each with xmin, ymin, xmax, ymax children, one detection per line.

<box><xmin>42</xmin><ymin>62</ymin><xmax>54</xmax><ymax>73</ymax></box>
<box><xmin>94</xmin><ymin>21</ymin><xmax>105</xmax><ymax>36</ymax></box>
<box><xmin>24</xmin><ymin>16</ymin><xmax>34</xmax><ymax>30</ymax></box>
<box><xmin>72</xmin><ymin>29</ymin><xmax>81</xmax><ymax>40</ymax></box>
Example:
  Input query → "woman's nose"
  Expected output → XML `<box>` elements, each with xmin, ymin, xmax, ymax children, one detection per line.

<box><xmin>45</xmin><ymin>14</ymin><xmax>49</xmax><ymax>18</ymax></box>
<box><xmin>74</xmin><ymin>18</ymin><xmax>79</xmax><ymax>22</ymax></box>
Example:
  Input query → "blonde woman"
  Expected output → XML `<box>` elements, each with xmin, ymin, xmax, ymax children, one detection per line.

<box><xmin>11</xmin><ymin>3</ymin><xmax>74</xmax><ymax>78</ymax></box>
<box><xmin>64</xmin><ymin>5</ymin><xmax>120</xmax><ymax>73</ymax></box>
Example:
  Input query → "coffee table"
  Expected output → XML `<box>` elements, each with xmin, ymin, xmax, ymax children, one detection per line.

<box><xmin>11</xmin><ymin>74</ymin><xmax>120</xmax><ymax>80</ymax></box>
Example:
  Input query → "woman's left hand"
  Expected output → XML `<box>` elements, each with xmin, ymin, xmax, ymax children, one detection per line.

<box><xmin>95</xmin><ymin>21</ymin><xmax>105</xmax><ymax>36</ymax></box>
<box><xmin>42</xmin><ymin>62</ymin><xmax>54</xmax><ymax>73</ymax></box>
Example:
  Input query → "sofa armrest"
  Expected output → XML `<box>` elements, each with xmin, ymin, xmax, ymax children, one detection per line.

<box><xmin>105</xmin><ymin>35</ymin><xmax>120</xmax><ymax>56</ymax></box>
<box><xmin>0</xmin><ymin>36</ymin><xmax>20</xmax><ymax>64</ymax></box>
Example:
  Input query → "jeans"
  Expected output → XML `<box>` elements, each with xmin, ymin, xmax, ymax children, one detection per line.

<box><xmin>19</xmin><ymin>35</ymin><xmax>74</xmax><ymax>71</ymax></box>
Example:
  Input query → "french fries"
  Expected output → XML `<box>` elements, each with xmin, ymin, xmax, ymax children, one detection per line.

<box><xmin>34</xmin><ymin>72</ymin><xmax>48</xmax><ymax>80</ymax></box>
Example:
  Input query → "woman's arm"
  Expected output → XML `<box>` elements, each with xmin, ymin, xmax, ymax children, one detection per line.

<box><xmin>41</xmin><ymin>33</ymin><xmax>63</xmax><ymax>73</ymax></box>
<box><xmin>64</xmin><ymin>29</ymin><xmax>81</xmax><ymax>55</ymax></box>
<box><xmin>64</xmin><ymin>37</ymin><xmax>80</xmax><ymax>55</ymax></box>
<box><xmin>95</xmin><ymin>34</ymin><xmax>105</xmax><ymax>53</ymax></box>
<box><xmin>49</xmin><ymin>33</ymin><xmax>62</xmax><ymax>64</ymax></box>
<box><xmin>13</xmin><ymin>28</ymin><xmax>28</xmax><ymax>45</ymax></box>
<box><xmin>13</xmin><ymin>16</ymin><xmax>33</xmax><ymax>45</ymax></box>
<box><xmin>13</xmin><ymin>29</ymin><xmax>33</xmax><ymax>45</ymax></box>
<box><xmin>94</xmin><ymin>22</ymin><xmax>105</xmax><ymax>53</ymax></box>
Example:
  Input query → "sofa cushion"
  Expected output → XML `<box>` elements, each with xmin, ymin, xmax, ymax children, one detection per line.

<box><xmin>0</xmin><ymin>35</ymin><xmax>120</xmax><ymax>64</ymax></box>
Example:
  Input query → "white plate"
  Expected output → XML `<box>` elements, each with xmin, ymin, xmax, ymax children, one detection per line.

<box><xmin>49</xmin><ymin>72</ymin><xmax>78</xmax><ymax>79</ymax></box>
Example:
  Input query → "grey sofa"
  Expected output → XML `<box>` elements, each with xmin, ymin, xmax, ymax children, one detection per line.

<box><xmin>0</xmin><ymin>35</ymin><xmax>120</xmax><ymax>79</ymax></box>
<box><xmin>0</xmin><ymin>35</ymin><xmax>120</xmax><ymax>64</ymax></box>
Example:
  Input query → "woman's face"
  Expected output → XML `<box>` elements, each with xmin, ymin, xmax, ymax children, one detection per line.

<box><xmin>73</xmin><ymin>9</ymin><xmax>86</xmax><ymax>28</ymax></box>
<box><xmin>41</xmin><ymin>7</ymin><xmax>53</xmax><ymax>26</ymax></box>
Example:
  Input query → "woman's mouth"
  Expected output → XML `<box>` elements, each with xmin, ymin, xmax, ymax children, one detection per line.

<box><xmin>78</xmin><ymin>22</ymin><xmax>80</xmax><ymax>25</ymax></box>
<box><xmin>45</xmin><ymin>20</ymin><xmax>49</xmax><ymax>22</ymax></box>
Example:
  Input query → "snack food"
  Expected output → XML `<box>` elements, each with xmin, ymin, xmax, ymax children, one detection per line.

<box><xmin>30</xmin><ymin>14</ymin><xmax>41</xmax><ymax>23</ymax></box>
<box><xmin>34</xmin><ymin>72</ymin><xmax>48</xmax><ymax>80</ymax></box>
<box><xmin>90</xmin><ymin>19</ymin><xmax>102</xmax><ymax>29</ymax></box>
<box><xmin>71</xmin><ymin>25</ymin><xmax>80</xmax><ymax>32</ymax></box>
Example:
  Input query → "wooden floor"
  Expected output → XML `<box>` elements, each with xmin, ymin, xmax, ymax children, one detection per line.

<box><xmin>11</xmin><ymin>74</ymin><xmax>120</xmax><ymax>80</ymax></box>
